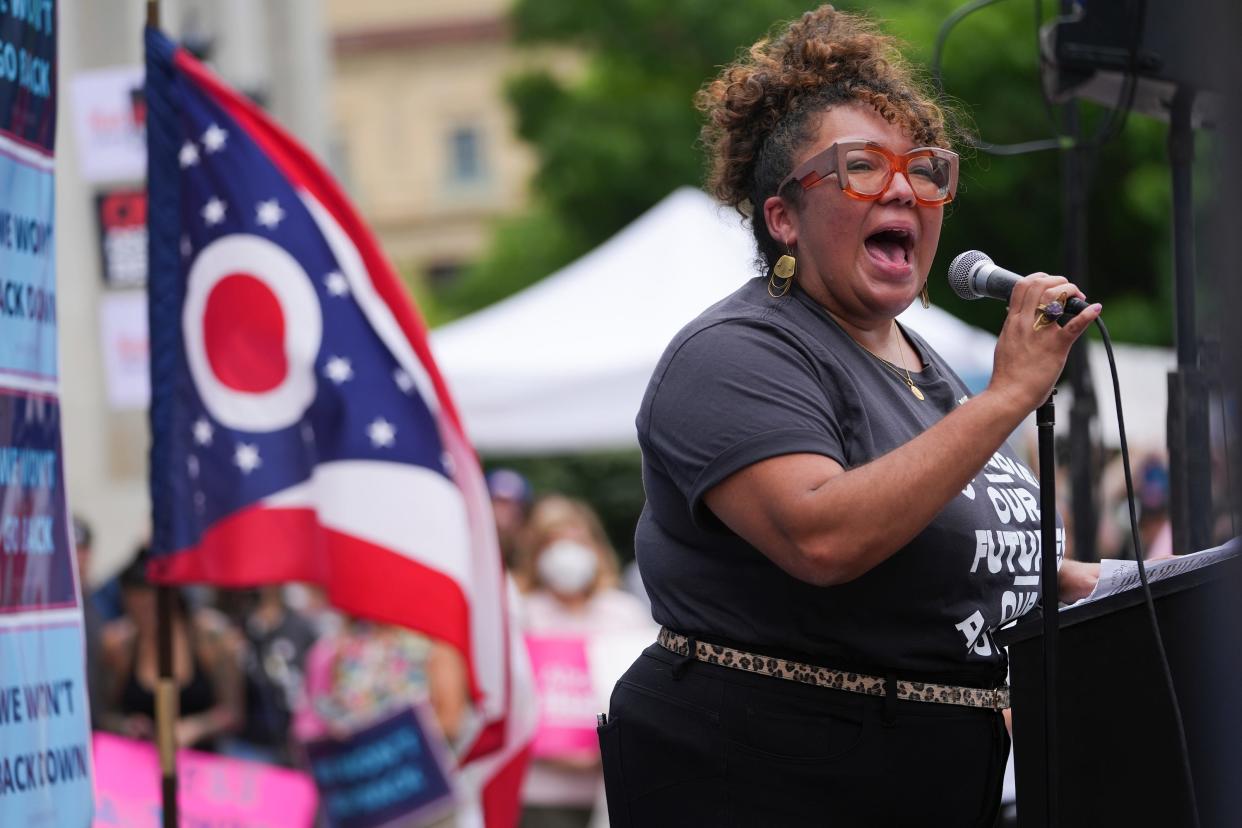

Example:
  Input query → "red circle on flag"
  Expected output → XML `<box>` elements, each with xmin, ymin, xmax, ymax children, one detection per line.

<box><xmin>184</xmin><ymin>233</ymin><xmax>322</xmax><ymax>432</ymax></box>
<box><xmin>203</xmin><ymin>273</ymin><xmax>288</xmax><ymax>392</ymax></box>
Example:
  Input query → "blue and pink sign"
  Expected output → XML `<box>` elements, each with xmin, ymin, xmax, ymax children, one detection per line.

<box><xmin>304</xmin><ymin>705</ymin><xmax>456</xmax><ymax>828</ymax></box>
<box><xmin>0</xmin><ymin>3</ymin><xmax>95</xmax><ymax>825</ymax></box>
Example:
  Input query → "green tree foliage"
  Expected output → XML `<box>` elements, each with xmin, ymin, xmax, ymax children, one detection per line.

<box><xmin>924</xmin><ymin>3</ymin><xmax>1174</xmax><ymax>344</ymax></box>
<box><xmin>464</xmin><ymin>1</ymin><xmax>1184</xmax><ymax>548</ymax></box>
<box><xmin>440</xmin><ymin>0</ymin><xmax>814</xmax><ymax>317</ymax></box>
<box><xmin>446</xmin><ymin>0</ymin><xmax>1175</xmax><ymax>345</ymax></box>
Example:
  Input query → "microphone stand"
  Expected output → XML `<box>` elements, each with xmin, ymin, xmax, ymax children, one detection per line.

<box><xmin>1036</xmin><ymin>391</ymin><xmax>1060</xmax><ymax>827</ymax></box>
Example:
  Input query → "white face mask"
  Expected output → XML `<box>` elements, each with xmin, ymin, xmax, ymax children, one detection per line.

<box><xmin>536</xmin><ymin>540</ymin><xmax>600</xmax><ymax>596</ymax></box>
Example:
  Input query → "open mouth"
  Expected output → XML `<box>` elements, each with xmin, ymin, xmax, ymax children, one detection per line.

<box><xmin>864</xmin><ymin>227</ymin><xmax>914</xmax><ymax>269</ymax></box>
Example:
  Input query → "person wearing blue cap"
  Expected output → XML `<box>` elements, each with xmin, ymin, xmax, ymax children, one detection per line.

<box><xmin>487</xmin><ymin>468</ymin><xmax>533</xmax><ymax>571</ymax></box>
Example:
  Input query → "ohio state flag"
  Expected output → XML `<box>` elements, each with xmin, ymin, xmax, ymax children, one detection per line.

<box><xmin>144</xmin><ymin>27</ymin><xmax>531</xmax><ymax>823</ymax></box>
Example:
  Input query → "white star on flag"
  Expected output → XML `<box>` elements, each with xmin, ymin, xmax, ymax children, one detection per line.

<box><xmin>234</xmin><ymin>443</ymin><xmax>262</xmax><ymax>474</ymax></box>
<box><xmin>180</xmin><ymin>235</ymin><xmax>193</xmax><ymax>258</ymax></box>
<box><xmin>366</xmin><ymin>418</ymin><xmax>396</xmax><ymax>448</ymax></box>
<box><xmin>324</xmin><ymin>271</ymin><xmax>349</xmax><ymax>297</ymax></box>
<box><xmin>256</xmin><ymin>199</ymin><xmax>285</xmax><ymax>229</ymax></box>
<box><xmin>202</xmin><ymin>197</ymin><xmax>227</xmax><ymax>227</ymax></box>
<box><xmin>179</xmin><ymin>141</ymin><xmax>199</xmax><ymax>168</ymax></box>
<box><xmin>324</xmin><ymin>356</ymin><xmax>353</xmax><ymax>384</ymax></box>
<box><xmin>301</xmin><ymin>423</ymin><xmax>316</xmax><ymax>444</ymax></box>
<box><xmin>187</xmin><ymin>455</ymin><xmax>200</xmax><ymax>479</ymax></box>
<box><xmin>393</xmin><ymin>368</ymin><xmax>415</xmax><ymax>395</ymax></box>
<box><xmin>192</xmin><ymin>417</ymin><xmax>214</xmax><ymax>446</ymax></box>
<box><xmin>202</xmin><ymin>123</ymin><xmax>229</xmax><ymax>153</ymax></box>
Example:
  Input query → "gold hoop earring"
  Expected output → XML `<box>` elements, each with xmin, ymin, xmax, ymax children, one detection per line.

<box><xmin>769</xmin><ymin>252</ymin><xmax>796</xmax><ymax>298</ymax></box>
<box><xmin>920</xmin><ymin>281</ymin><xmax>931</xmax><ymax>309</ymax></box>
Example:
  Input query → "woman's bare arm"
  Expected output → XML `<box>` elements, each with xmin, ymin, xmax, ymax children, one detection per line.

<box><xmin>705</xmin><ymin>274</ymin><xmax>1101</xmax><ymax>586</ymax></box>
<box><xmin>176</xmin><ymin>613</ymin><xmax>244</xmax><ymax>747</ymax></box>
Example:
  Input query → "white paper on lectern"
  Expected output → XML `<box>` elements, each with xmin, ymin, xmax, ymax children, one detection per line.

<box><xmin>1066</xmin><ymin>538</ymin><xmax>1239</xmax><ymax>609</ymax></box>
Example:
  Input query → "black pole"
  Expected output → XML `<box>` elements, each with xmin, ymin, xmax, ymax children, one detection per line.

<box><xmin>147</xmin><ymin>2</ymin><xmax>178</xmax><ymax>825</ymax></box>
<box><xmin>156</xmin><ymin>586</ymin><xmax>178</xmax><ymax>828</ymax></box>
<box><xmin>1166</xmin><ymin>86</ymin><xmax>1214</xmax><ymax>556</ymax></box>
<box><xmin>1060</xmin><ymin>95</ymin><xmax>1099</xmax><ymax>563</ymax></box>
<box><xmin>1037</xmin><ymin>392</ymin><xmax>1060</xmax><ymax>827</ymax></box>
<box><xmin>1205</xmin><ymin>0</ymin><xmax>1242</xmax><ymax>813</ymax></box>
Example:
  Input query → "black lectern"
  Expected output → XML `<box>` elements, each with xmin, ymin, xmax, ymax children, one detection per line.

<box><xmin>997</xmin><ymin>554</ymin><xmax>1242</xmax><ymax>828</ymax></box>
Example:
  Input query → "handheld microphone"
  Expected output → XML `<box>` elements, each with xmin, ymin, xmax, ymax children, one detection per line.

<box><xmin>947</xmin><ymin>250</ymin><xmax>1090</xmax><ymax>319</ymax></box>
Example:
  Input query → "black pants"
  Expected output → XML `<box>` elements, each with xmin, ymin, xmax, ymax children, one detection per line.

<box><xmin>598</xmin><ymin>644</ymin><xmax>1009</xmax><ymax>828</ymax></box>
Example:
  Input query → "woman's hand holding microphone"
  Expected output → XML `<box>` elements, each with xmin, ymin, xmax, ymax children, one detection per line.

<box><xmin>987</xmin><ymin>273</ymin><xmax>1102</xmax><ymax>416</ymax></box>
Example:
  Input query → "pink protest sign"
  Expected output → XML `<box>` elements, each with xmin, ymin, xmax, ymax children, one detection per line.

<box><xmin>92</xmin><ymin>732</ymin><xmax>318</xmax><ymax>827</ymax></box>
<box><xmin>525</xmin><ymin>635</ymin><xmax>599</xmax><ymax>759</ymax></box>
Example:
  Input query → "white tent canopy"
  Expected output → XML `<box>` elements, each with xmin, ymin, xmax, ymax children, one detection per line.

<box><xmin>430</xmin><ymin>188</ymin><xmax>1170</xmax><ymax>455</ymax></box>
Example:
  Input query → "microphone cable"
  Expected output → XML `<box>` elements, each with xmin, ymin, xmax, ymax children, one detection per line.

<box><xmin>931</xmin><ymin>0</ymin><xmax>1146</xmax><ymax>156</ymax></box>
<box><xmin>932</xmin><ymin>0</ymin><xmax>1064</xmax><ymax>156</ymax></box>
<box><xmin>1095</xmin><ymin>316</ymin><xmax>1201</xmax><ymax>827</ymax></box>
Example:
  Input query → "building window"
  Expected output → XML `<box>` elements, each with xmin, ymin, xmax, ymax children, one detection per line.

<box><xmin>448</xmin><ymin>126</ymin><xmax>486</xmax><ymax>185</ymax></box>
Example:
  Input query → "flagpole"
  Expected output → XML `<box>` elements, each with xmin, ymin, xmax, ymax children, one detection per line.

<box><xmin>146</xmin><ymin>1</ymin><xmax>179</xmax><ymax>825</ymax></box>
<box><xmin>156</xmin><ymin>587</ymin><xmax>178</xmax><ymax>827</ymax></box>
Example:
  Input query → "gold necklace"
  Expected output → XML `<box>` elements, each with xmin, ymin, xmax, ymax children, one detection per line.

<box><xmin>867</xmin><ymin>322</ymin><xmax>925</xmax><ymax>401</ymax></box>
<box><xmin>823</xmin><ymin>309</ymin><xmax>926</xmax><ymax>401</ymax></box>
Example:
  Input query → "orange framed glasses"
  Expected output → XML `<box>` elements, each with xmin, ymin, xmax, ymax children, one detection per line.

<box><xmin>779</xmin><ymin>140</ymin><xmax>960</xmax><ymax>207</ymax></box>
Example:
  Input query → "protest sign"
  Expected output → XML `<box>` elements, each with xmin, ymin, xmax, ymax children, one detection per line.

<box><xmin>92</xmin><ymin>732</ymin><xmax>317</xmax><ymax>827</ymax></box>
<box><xmin>305</xmin><ymin>704</ymin><xmax>456</xmax><ymax>828</ymax></box>
<box><xmin>0</xmin><ymin>3</ymin><xmax>96</xmax><ymax>824</ymax></box>
<box><xmin>524</xmin><ymin>635</ymin><xmax>599</xmax><ymax>760</ymax></box>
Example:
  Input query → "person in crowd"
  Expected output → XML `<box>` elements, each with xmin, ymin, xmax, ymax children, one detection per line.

<box><xmin>81</xmin><ymin>524</ymin><xmax>124</xmax><ymax>624</ymax></box>
<box><xmin>283</xmin><ymin>582</ymin><xmax>345</xmax><ymax>639</ymax></box>
<box><xmin>293</xmin><ymin>620</ymin><xmax>469</xmax><ymax>744</ymax></box>
<box><xmin>73</xmin><ymin>516</ymin><xmax>109</xmax><ymax>728</ymax></box>
<box><xmin>218</xmin><ymin>585</ymin><xmax>319</xmax><ymax>765</ymax></box>
<box><xmin>100</xmin><ymin>547</ymin><xmax>243</xmax><ymax>750</ymax></box>
<box><xmin>518</xmin><ymin>495</ymin><xmax>651</xmax><ymax>828</ymax></box>
<box><xmin>1097</xmin><ymin>450</ymin><xmax>1174</xmax><ymax>560</ymax></box>
<box><xmin>600</xmin><ymin>7</ymin><xmax>1101</xmax><ymax>825</ymax></box>
<box><xmin>488</xmin><ymin>467</ymin><xmax>534</xmax><ymax>572</ymax></box>
<box><xmin>1135</xmin><ymin>456</ymin><xmax>1174</xmax><ymax>558</ymax></box>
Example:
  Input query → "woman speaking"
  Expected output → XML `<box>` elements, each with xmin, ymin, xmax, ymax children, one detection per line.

<box><xmin>599</xmin><ymin>6</ymin><xmax>1101</xmax><ymax>826</ymax></box>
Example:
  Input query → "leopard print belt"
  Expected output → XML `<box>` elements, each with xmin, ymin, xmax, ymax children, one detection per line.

<box><xmin>657</xmin><ymin>627</ymin><xmax>1010</xmax><ymax>711</ymax></box>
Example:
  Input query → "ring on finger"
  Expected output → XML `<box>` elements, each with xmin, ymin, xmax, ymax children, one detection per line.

<box><xmin>1034</xmin><ymin>291</ymin><xmax>1069</xmax><ymax>331</ymax></box>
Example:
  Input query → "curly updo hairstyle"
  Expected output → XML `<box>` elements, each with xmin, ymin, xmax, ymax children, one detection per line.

<box><xmin>697</xmin><ymin>5</ymin><xmax>959</xmax><ymax>273</ymax></box>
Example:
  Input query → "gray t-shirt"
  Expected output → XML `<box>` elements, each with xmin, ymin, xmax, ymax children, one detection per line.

<box><xmin>635</xmin><ymin>277</ymin><xmax>1061</xmax><ymax>686</ymax></box>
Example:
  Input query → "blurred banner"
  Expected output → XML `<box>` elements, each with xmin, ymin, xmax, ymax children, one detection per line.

<box><xmin>93</xmin><ymin>187</ymin><xmax>147</xmax><ymax>289</ymax></box>
<box><xmin>97</xmin><ymin>291</ymin><xmax>150</xmax><ymax>410</ymax></box>
<box><xmin>0</xmin><ymin>2</ymin><xmax>96</xmax><ymax>825</ymax></box>
<box><xmin>92</xmin><ymin>732</ymin><xmax>317</xmax><ymax>827</ymax></box>
<box><xmin>69</xmin><ymin>66</ymin><xmax>145</xmax><ymax>184</ymax></box>
<box><xmin>143</xmin><ymin>26</ymin><xmax>533</xmax><ymax>826</ymax></box>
